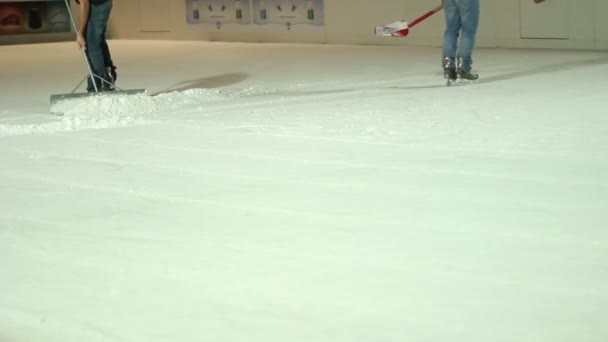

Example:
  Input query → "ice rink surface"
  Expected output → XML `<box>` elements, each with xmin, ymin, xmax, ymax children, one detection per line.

<box><xmin>1</xmin><ymin>41</ymin><xmax>607</xmax><ymax>341</ymax></box>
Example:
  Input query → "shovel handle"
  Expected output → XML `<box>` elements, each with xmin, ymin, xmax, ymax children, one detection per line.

<box><xmin>408</xmin><ymin>4</ymin><xmax>444</xmax><ymax>29</ymax></box>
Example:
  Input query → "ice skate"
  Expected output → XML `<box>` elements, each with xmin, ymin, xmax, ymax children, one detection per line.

<box><xmin>455</xmin><ymin>57</ymin><xmax>479</xmax><ymax>84</ymax></box>
<box><xmin>443</xmin><ymin>57</ymin><xmax>457</xmax><ymax>86</ymax></box>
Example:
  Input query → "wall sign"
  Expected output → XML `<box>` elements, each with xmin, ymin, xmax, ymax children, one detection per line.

<box><xmin>0</xmin><ymin>1</ymin><xmax>70</xmax><ymax>36</ymax></box>
<box><xmin>185</xmin><ymin>0</ymin><xmax>324</xmax><ymax>31</ymax></box>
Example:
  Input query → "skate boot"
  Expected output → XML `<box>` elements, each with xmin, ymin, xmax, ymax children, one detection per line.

<box><xmin>442</xmin><ymin>57</ymin><xmax>456</xmax><ymax>85</ymax></box>
<box><xmin>108</xmin><ymin>64</ymin><xmax>117</xmax><ymax>83</ymax></box>
<box><xmin>456</xmin><ymin>57</ymin><xmax>479</xmax><ymax>81</ymax></box>
<box><xmin>102</xmin><ymin>65</ymin><xmax>117</xmax><ymax>91</ymax></box>
<box><xmin>87</xmin><ymin>74</ymin><xmax>103</xmax><ymax>93</ymax></box>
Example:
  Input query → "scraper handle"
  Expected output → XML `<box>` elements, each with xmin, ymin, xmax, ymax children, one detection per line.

<box><xmin>408</xmin><ymin>4</ymin><xmax>444</xmax><ymax>29</ymax></box>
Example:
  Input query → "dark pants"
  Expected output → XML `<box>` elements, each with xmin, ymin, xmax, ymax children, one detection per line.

<box><xmin>85</xmin><ymin>0</ymin><xmax>113</xmax><ymax>92</ymax></box>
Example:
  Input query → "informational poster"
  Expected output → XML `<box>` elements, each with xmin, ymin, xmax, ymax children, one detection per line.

<box><xmin>23</xmin><ymin>2</ymin><xmax>48</xmax><ymax>33</ymax></box>
<box><xmin>0</xmin><ymin>1</ymin><xmax>70</xmax><ymax>36</ymax></box>
<box><xmin>46</xmin><ymin>1</ymin><xmax>71</xmax><ymax>33</ymax></box>
<box><xmin>0</xmin><ymin>2</ymin><xmax>25</xmax><ymax>35</ymax></box>
<box><xmin>252</xmin><ymin>0</ymin><xmax>323</xmax><ymax>28</ymax></box>
<box><xmin>185</xmin><ymin>0</ymin><xmax>324</xmax><ymax>30</ymax></box>
<box><xmin>185</xmin><ymin>0</ymin><xmax>252</xmax><ymax>29</ymax></box>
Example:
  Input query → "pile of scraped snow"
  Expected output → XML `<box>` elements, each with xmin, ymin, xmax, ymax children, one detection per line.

<box><xmin>52</xmin><ymin>88</ymin><xmax>228</xmax><ymax>116</ymax></box>
<box><xmin>1</xmin><ymin>87</ymin><xmax>277</xmax><ymax>137</ymax></box>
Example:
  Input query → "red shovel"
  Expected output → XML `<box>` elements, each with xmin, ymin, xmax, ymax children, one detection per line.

<box><xmin>376</xmin><ymin>4</ymin><xmax>444</xmax><ymax>37</ymax></box>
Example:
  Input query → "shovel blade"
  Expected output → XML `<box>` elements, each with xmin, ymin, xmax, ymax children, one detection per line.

<box><xmin>375</xmin><ymin>21</ymin><xmax>409</xmax><ymax>37</ymax></box>
<box><xmin>391</xmin><ymin>27</ymin><xmax>410</xmax><ymax>37</ymax></box>
<box><xmin>50</xmin><ymin>89</ymin><xmax>147</xmax><ymax>114</ymax></box>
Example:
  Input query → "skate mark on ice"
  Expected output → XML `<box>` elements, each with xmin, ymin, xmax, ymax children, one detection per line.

<box><xmin>47</xmin><ymin>135</ymin><xmax>608</xmax><ymax>189</ymax></box>
<box><xmin>478</xmin><ymin>56</ymin><xmax>608</xmax><ymax>85</ymax></box>
<box><xmin>0</xmin><ymin>170</ymin><xmax>411</xmax><ymax>226</ymax></box>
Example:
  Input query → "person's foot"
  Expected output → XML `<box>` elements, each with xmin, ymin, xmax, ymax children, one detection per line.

<box><xmin>442</xmin><ymin>56</ymin><xmax>456</xmax><ymax>81</ymax></box>
<box><xmin>107</xmin><ymin>65</ymin><xmax>117</xmax><ymax>83</ymax></box>
<box><xmin>456</xmin><ymin>57</ymin><xmax>478</xmax><ymax>81</ymax></box>
<box><xmin>444</xmin><ymin>68</ymin><xmax>457</xmax><ymax>81</ymax></box>
<box><xmin>87</xmin><ymin>79</ymin><xmax>114</xmax><ymax>93</ymax></box>
<box><xmin>457</xmin><ymin>69</ymin><xmax>479</xmax><ymax>81</ymax></box>
<box><xmin>101</xmin><ymin>80</ymin><xmax>115</xmax><ymax>91</ymax></box>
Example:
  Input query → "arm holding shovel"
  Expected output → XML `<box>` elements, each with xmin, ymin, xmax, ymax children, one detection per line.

<box><xmin>76</xmin><ymin>0</ymin><xmax>90</xmax><ymax>49</ymax></box>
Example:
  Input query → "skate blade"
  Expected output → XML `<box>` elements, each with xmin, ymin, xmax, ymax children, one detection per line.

<box><xmin>446</xmin><ymin>79</ymin><xmax>478</xmax><ymax>87</ymax></box>
<box><xmin>49</xmin><ymin>89</ymin><xmax>147</xmax><ymax>114</ymax></box>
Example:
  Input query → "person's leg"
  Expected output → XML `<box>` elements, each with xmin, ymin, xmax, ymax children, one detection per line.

<box><xmin>442</xmin><ymin>0</ymin><xmax>461</xmax><ymax>79</ymax></box>
<box><xmin>102</xmin><ymin>39</ymin><xmax>116</xmax><ymax>81</ymax></box>
<box><xmin>100</xmin><ymin>1</ymin><xmax>117</xmax><ymax>88</ymax></box>
<box><xmin>101</xmin><ymin>36</ymin><xmax>113</xmax><ymax>69</ymax></box>
<box><xmin>100</xmin><ymin>37</ymin><xmax>117</xmax><ymax>89</ymax></box>
<box><xmin>455</xmin><ymin>0</ymin><xmax>479</xmax><ymax>75</ymax></box>
<box><xmin>85</xmin><ymin>0</ymin><xmax>113</xmax><ymax>92</ymax></box>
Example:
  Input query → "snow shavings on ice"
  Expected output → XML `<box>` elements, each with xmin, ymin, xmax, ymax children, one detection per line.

<box><xmin>0</xmin><ymin>87</ymin><xmax>277</xmax><ymax>137</ymax></box>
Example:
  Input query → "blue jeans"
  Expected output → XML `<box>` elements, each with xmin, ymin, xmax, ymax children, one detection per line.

<box><xmin>85</xmin><ymin>0</ymin><xmax>114</xmax><ymax>92</ymax></box>
<box><xmin>442</xmin><ymin>0</ymin><xmax>479</xmax><ymax>72</ymax></box>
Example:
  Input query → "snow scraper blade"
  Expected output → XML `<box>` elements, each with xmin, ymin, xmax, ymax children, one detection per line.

<box><xmin>49</xmin><ymin>88</ymin><xmax>147</xmax><ymax>115</ymax></box>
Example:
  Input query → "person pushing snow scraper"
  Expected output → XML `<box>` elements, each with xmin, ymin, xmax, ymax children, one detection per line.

<box><xmin>49</xmin><ymin>0</ymin><xmax>146</xmax><ymax>114</ymax></box>
<box><xmin>75</xmin><ymin>0</ymin><xmax>117</xmax><ymax>92</ymax></box>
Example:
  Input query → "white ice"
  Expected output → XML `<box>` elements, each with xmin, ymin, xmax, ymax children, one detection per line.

<box><xmin>1</xmin><ymin>40</ymin><xmax>607</xmax><ymax>342</ymax></box>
